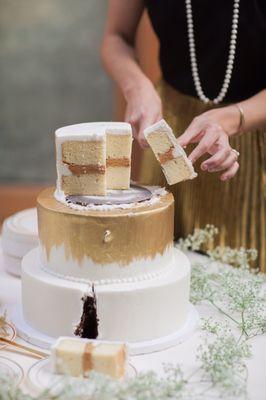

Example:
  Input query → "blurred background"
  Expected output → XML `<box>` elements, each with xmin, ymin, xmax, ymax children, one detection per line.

<box><xmin>0</xmin><ymin>0</ymin><xmax>160</xmax><ymax>221</ymax></box>
<box><xmin>0</xmin><ymin>0</ymin><xmax>112</xmax><ymax>185</ymax></box>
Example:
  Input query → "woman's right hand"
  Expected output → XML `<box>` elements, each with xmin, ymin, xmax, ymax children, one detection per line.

<box><xmin>124</xmin><ymin>79</ymin><xmax>162</xmax><ymax>148</ymax></box>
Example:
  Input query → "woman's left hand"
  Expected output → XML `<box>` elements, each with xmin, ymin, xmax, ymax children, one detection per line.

<box><xmin>177</xmin><ymin>107</ymin><xmax>240</xmax><ymax>181</ymax></box>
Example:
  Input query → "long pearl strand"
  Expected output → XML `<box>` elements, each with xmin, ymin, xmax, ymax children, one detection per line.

<box><xmin>185</xmin><ymin>0</ymin><xmax>240</xmax><ymax>104</ymax></box>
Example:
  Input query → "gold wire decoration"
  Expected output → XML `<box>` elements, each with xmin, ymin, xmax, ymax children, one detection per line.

<box><xmin>0</xmin><ymin>312</ymin><xmax>16</xmax><ymax>350</ymax></box>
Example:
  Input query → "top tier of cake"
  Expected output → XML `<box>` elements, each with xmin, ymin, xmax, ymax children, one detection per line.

<box><xmin>55</xmin><ymin>122</ymin><xmax>132</xmax><ymax>197</ymax></box>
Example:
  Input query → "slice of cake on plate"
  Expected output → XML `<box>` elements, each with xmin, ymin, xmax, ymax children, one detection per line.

<box><xmin>51</xmin><ymin>337</ymin><xmax>127</xmax><ymax>379</ymax></box>
<box><xmin>56</xmin><ymin>124</ymin><xmax>106</xmax><ymax>196</ymax></box>
<box><xmin>144</xmin><ymin>119</ymin><xmax>197</xmax><ymax>185</ymax></box>
<box><xmin>106</xmin><ymin>123</ymin><xmax>132</xmax><ymax>189</ymax></box>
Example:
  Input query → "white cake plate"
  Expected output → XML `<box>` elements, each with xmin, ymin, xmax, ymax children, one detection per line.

<box><xmin>11</xmin><ymin>304</ymin><xmax>199</xmax><ymax>356</ymax></box>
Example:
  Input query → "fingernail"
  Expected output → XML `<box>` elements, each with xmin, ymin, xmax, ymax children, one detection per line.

<box><xmin>221</xmin><ymin>176</ymin><xmax>227</xmax><ymax>181</ymax></box>
<box><xmin>201</xmin><ymin>164</ymin><xmax>207</xmax><ymax>171</ymax></box>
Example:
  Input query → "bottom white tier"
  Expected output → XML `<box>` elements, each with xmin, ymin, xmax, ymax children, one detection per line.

<box><xmin>21</xmin><ymin>248</ymin><xmax>190</xmax><ymax>343</ymax></box>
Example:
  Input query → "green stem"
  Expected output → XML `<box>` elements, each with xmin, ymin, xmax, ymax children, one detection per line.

<box><xmin>240</xmin><ymin>309</ymin><xmax>249</xmax><ymax>337</ymax></box>
<box><xmin>237</xmin><ymin>331</ymin><xmax>245</xmax><ymax>344</ymax></box>
<box><xmin>245</xmin><ymin>330</ymin><xmax>264</xmax><ymax>341</ymax></box>
<box><xmin>208</xmin><ymin>300</ymin><xmax>240</xmax><ymax>326</ymax></box>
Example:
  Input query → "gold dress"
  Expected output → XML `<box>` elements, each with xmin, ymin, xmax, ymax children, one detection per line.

<box><xmin>138</xmin><ymin>80</ymin><xmax>266</xmax><ymax>272</ymax></box>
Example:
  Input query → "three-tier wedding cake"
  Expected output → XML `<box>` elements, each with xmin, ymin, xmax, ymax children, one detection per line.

<box><xmin>21</xmin><ymin>122</ymin><xmax>191</xmax><ymax>345</ymax></box>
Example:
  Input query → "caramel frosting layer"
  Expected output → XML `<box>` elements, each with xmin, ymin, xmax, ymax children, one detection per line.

<box><xmin>64</xmin><ymin>162</ymin><xmax>106</xmax><ymax>175</ymax></box>
<box><xmin>106</xmin><ymin>157</ymin><xmax>130</xmax><ymax>167</ymax></box>
<box><xmin>158</xmin><ymin>147</ymin><xmax>175</xmax><ymax>164</ymax></box>
<box><xmin>37</xmin><ymin>187</ymin><xmax>174</xmax><ymax>267</ymax></box>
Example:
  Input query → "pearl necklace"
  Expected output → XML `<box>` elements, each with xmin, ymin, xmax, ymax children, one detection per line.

<box><xmin>185</xmin><ymin>0</ymin><xmax>240</xmax><ymax>104</ymax></box>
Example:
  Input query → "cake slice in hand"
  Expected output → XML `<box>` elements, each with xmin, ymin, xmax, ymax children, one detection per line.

<box><xmin>144</xmin><ymin>119</ymin><xmax>197</xmax><ymax>185</ymax></box>
<box><xmin>106</xmin><ymin>123</ymin><xmax>132</xmax><ymax>189</ymax></box>
<box><xmin>51</xmin><ymin>337</ymin><xmax>127</xmax><ymax>379</ymax></box>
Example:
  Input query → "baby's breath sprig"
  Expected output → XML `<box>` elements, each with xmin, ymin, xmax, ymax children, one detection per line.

<box><xmin>207</xmin><ymin>246</ymin><xmax>258</xmax><ymax>268</ymax></box>
<box><xmin>176</xmin><ymin>224</ymin><xmax>218</xmax><ymax>252</ymax></box>
<box><xmin>190</xmin><ymin>261</ymin><xmax>266</xmax><ymax>340</ymax></box>
<box><xmin>198</xmin><ymin>319</ymin><xmax>251</xmax><ymax>398</ymax></box>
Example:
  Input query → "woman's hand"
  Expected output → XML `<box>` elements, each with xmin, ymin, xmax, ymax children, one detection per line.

<box><xmin>124</xmin><ymin>79</ymin><xmax>163</xmax><ymax>148</ymax></box>
<box><xmin>178</xmin><ymin>107</ymin><xmax>240</xmax><ymax>181</ymax></box>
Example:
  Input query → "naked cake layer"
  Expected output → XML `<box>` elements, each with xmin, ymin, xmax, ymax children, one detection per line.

<box><xmin>62</xmin><ymin>174</ymin><xmax>106</xmax><ymax>196</ymax></box>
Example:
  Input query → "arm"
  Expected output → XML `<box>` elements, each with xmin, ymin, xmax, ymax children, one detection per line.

<box><xmin>178</xmin><ymin>90</ymin><xmax>266</xmax><ymax>181</ymax></box>
<box><xmin>101</xmin><ymin>0</ymin><xmax>162</xmax><ymax>147</ymax></box>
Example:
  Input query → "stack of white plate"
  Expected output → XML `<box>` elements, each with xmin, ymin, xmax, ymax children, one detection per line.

<box><xmin>1</xmin><ymin>208</ymin><xmax>38</xmax><ymax>277</ymax></box>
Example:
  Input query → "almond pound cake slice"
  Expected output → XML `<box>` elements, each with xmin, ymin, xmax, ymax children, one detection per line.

<box><xmin>144</xmin><ymin>119</ymin><xmax>197</xmax><ymax>185</ymax></box>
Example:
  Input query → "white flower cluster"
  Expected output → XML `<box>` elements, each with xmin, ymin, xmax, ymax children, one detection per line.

<box><xmin>176</xmin><ymin>224</ymin><xmax>218</xmax><ymax>252</ymax></box>
<box><xmin>198</xmin><ymin>319</ymin><xmax>251</xmax><ymax>398</ymax></box>
<box><xmin>207</xmin><ymin>246</ymin><xmax>258</xmax><ymax>268</ymax></box>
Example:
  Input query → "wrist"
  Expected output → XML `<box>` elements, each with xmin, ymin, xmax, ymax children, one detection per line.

<box><xmin>221</xmin><ymin>105</ymin><xmax>245</xmax><ymax>136</ymax></box>
<box><xmin>205</xmin><ymin>105</ymin><xmax>242</xmax><ymax>137</ymax></box>
<box><xmin>123</xmin><ymin>76</ymin><xmax>154</xmax><ymax>101</ymax></box>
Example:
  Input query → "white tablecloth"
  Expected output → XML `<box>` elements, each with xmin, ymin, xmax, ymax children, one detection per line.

<box><xmin>0</xmin><ymin>250</ymin><xmax>265</xmax><ymax>399</ymax></box>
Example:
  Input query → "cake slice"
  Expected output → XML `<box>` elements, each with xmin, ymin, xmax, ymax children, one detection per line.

<box><xmin>106</xmin><ymin>123</ymin><xmax>132</xmax><ymax>189</ymax></box>
<box><xmin>144</xmin><ymin>119</ymin><xmax>197</xmax><ymax>185</ymax></box>
<box><xmin>51</xmin><ymin>337</ymin><xmax>127</xmax><ymax>379</ymax></box>
<box><xmin>55</xmin><ymin>124</ymin><xmax>106</xmax><ymax>196</ymax></box>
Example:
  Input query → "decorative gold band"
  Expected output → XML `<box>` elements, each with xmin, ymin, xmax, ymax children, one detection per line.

<box><xmin>235</xmin><ymin>104</ymin><xmax>245</xmax><ymax>134</ymax></box>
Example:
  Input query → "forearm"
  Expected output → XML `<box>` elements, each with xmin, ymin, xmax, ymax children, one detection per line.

<box><xmin>101</xmin><ymin>33</ymin><xmax>150</xmax><ymax>100</ymax></box>
<box><xmin>217</xmin><ymin>90</ymin><xmax>266</xmax><ymax>136</ymax></box>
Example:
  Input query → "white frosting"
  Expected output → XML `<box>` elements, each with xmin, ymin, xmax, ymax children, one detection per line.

<box><xmin>39</xmin><ymin>245</ymin><xmax>174</xmax><ymax>285</ymax></box>
<box><xmin>22</xmin><ymin>247</ymin><xmax>190</xmax><ymax>342</ymax></box>
<box><xmin>56</xmin><ymin>122</ymin><xmax>131</xmax><ymax>139</ymax></box>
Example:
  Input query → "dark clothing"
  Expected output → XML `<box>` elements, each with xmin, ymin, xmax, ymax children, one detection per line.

<box><xmin>145</xmin><ymin>0</ymin><xmax>266</xmax><ymax>102</ymax></box>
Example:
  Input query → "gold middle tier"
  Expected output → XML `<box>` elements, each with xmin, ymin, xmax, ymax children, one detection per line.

<box><xmin>37</xmin><ymin>187</ymin><xmax>174</xmax><ymax>281</ymax></box>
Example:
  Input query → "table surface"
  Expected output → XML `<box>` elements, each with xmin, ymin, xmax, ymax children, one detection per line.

<box><xmin>0</xmin><ymin>250</ymin><xmax>265</xmax><ymax>399</ymax></box>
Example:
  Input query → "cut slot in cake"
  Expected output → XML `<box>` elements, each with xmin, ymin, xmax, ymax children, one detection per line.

<box><xmin>55</xmin><ymin>122</ymin><xmax>132</xmax><ymax>196</ymax></box>
<box><xmin>106</xmin><ymin>124</ymin><xmax>132</xmax><ymax>189</ymax></box>
<box><xmin>144</xmin><ymin>119</ymin><xmax>197</xmax><ymax>185</ymax></box>
<box><xmin>51</xmin><ymin>337</ymin><xmax>127</xmax><ymax>379</ymax></box>
<box><xmin>75</xmin><ymin>287</ymin><xmax>99</xmax><ymax>339</ymax></box>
